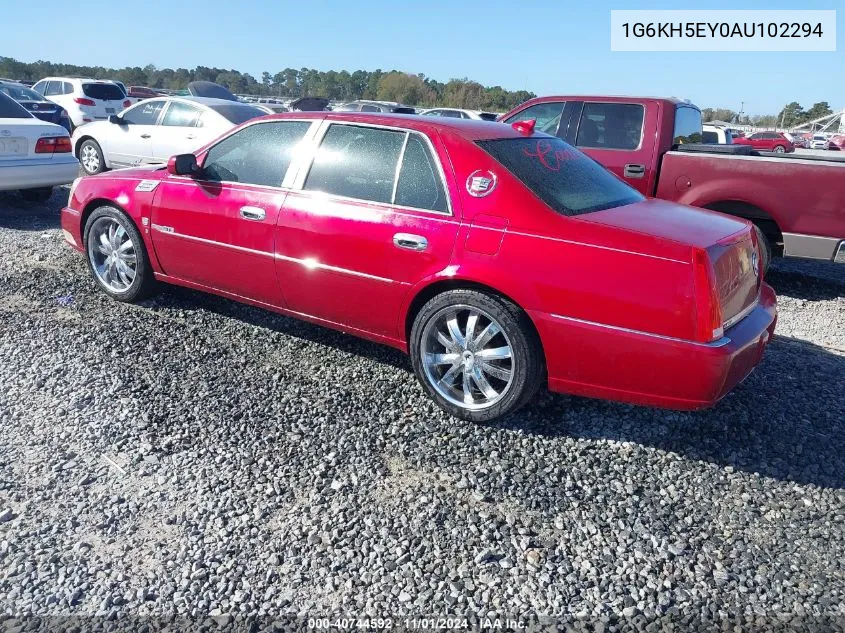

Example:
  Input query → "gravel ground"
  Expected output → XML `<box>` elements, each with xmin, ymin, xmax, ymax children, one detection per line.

<box><xmin>1</xmin><ymin>188</ymin><xmax>844</xmax><ymax>629</ymax></box>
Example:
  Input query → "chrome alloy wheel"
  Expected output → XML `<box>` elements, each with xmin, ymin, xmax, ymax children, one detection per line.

<box><xmin>87</xmin><ymin>217</ymin><xmax>137</xmax><ymax>293</ymax></box>
<box><xmin>421</xmin><ymin>305</ymin><xmax>515</xmax><ymax>410</ymax></box>
<box><xmin>80</xmin><ymin>143</ymin><xmax>100</xmax><ymax>173</ymax></box>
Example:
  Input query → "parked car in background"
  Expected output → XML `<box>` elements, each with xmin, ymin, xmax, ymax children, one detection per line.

<box><xmin>289</xmin><ymin>97</ymin><xmax>330</xmax><ymax>112</ymax></box>
<box><xmin>810</xmin><ymin>134</ymin><xmax>829</xmax><ymax>150</ymax></box>
<box><xmin>255</xmin><ymin>103</ymin><xmax>289</xmax><ymax>114</ymax></box>
<box><xmin>0</xmin><ymin>79</ymin><xmax>72</xmax><ymax>132</ymax></box>
<box><xmin>334</xmin><ymin>100</ymin><xmax>416</xmax><ymax>114</ymax></box>
<box><xmin>0</xmin><ymin>91</ymin><xmax>78</xmax><ymax>202</ymax></box>
<box><xmin>502</xmin><ymin>95</ymin><xmax>844</xmax><ymax>268</ymax></box>
<box><xmin>421</xmin><ymin>108</ymin><xmax>498</xmax><ymax>121</ymax></box>
<box><xmin>827</xmin><ymin>134</ymin><xmax>845</xmax><ymax>150</ymax></box>
<box><xmin>71</xmin><ymin>96</ymin><xmax>265</xmax><ymax>175</ymax></box>
<box><xmin>727</xmin><ymin>128</ymin><xmax>745</xmax><ymax>139</ymax></box>
<box><xmin>61</xmin><ymin>111</ymin><xmax>775</xmax><ymax>420</ymax></box>
<box><xmin>702</xmin><ymin>124</ymin><xmax>733</xmax><ymax>144</ymax></box>
<box><xmin>32</xmin><ymin>78</ymin><xmax>131</xmax><ymax>131</ymax></box>
<box><xmin>128</xmin><ymin>86</ymin><xmax>163</xmax><ymax>100</ymax></box>
<box><xmin>732</xmin><ymin>131</ymin><xmax>795</xmax><ymax>153</ymax></box>
<box><xmin>787</xmin><ymin>132</ymin><xmax>810</xmax><ymax>148</ymax></box>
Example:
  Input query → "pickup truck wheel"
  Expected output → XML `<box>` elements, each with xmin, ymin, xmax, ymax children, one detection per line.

<box><xmin>773</xmin><ymin>145</ymin><xmax>786</xmax><ymax>153</ymax></box>
<box><xmin>84</xmin><ymin>206</ymin><xmax>158</xmax><ymax>302</ymax></box>
<box><xmin>79</xmin><ymin>139</ymin><xmax>106</xmax><ymax>175</ymax></box>
<box><xmin>754</xmin><ymin>224</ymin><xmax>772</xmax><ymax>276</ymax></box>
<box><xmin>410</xmin><ymin>289</ymin><xmax>544</xmax><ymax>423</ymax></box>
<box><xmin>19</xmin><ymin>187</ymin><xmax>53</xmax><ymax>203</ymax></box>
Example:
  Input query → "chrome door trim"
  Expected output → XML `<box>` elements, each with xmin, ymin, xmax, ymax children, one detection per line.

<box><xmin>550</xmin><ymin>313</ymin><xmax>731</xmax><ymax>348</ymax></box>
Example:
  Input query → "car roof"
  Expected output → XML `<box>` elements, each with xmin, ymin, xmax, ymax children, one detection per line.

<box><xmin>260</xmin><ymin>111</ymin><xmax>538</xmax><ymax>141</ymax></box>
<box><xmin>139</xmin><ymin>96</ymin><xmax>259</xmax><ymax>108</ymax></box>
<box><xmin>520</xmin><ymin>95</ymin><xmax>695</xmax><ymax>107</ymax></box>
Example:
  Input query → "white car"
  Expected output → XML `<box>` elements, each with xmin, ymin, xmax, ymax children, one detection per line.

<box><xmin>702</xmin><ymin>124</ymin><xmax>733</xmax><ymax>144</ymax></box>
<box><xmin>810</xmin><ymin>134</ymin><xmax>829</xmax><ymax>150</ymax></box>
<box><xmin>420</xmin><ymin>108</ymin><xmax>499</xmax><ymax>121</ymax></box>
<box><xmin>31</xmin><ymin>77</ymin><xmax>131</xmax><ymax>131</ymax></box>
<box><xmin>0</xmin><ymin>92</ymin><xmax>78</xmax><ymax>202</ymax></box>
<box><xmin>71</xmin><ymin>96</ymin><xmax>266</xmax><ymax>175</ymax></box>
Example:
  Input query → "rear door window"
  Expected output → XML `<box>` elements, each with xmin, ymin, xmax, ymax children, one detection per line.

<box><xmin>576</xmin><ymin>102</ymin><xmax>645</xmax><ymax>149</ymax></box>
<box><xmin>44</xmin><ymin>81</ymin><xmax>63</xmax><ymax>96</ymax></box>
<box><xmin>161</xmin><ymin>101</ymin><xmax>202</xmax><ymax>127</ymax></box>
<box><xmin>202</xmin><ymin>121</ymin><xmax>312</xmax><ymax>187</ymax></box>
<box><xmin>503</xmin><ymin>102</ymin><xmax>565</xmax><ymax>136</ymax></box>
<box><xmin>81</xmin><ymin>83</ymin><xmax>125</xmax><ymax>101</ymax></box>
<box><xmin>394</xmin><ymin>134</ymin><xmax>448</xmax><ymax>212</ymax></box>
<box><xmin>361</xmin><ymin>104</ymin><xmax>380</xmax><ymax>112</ymax></box>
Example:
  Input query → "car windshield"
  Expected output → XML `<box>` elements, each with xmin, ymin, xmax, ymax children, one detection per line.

<box><xmin>0</xmin><ymin>92</ymin><xmax>33</xmax><ymax>118</ymax></box>
<box><xmin>209</xmin><ymin>104</ymin><xmax>265</xmax><ymax>124</ymax></box>
<box><xmin>0</xmin><ymin>84</ymin><xmax>44</xmax><ymax>101</ymax></box>
<box><xmin>82</xmin><ymin>83</ymin><xmax>125</xmax><ymax>100</ymax></box>
<box><xmin>477</xmin><ymin>136</ymin><xmax>644</xmax><ymax>216</ymax></box>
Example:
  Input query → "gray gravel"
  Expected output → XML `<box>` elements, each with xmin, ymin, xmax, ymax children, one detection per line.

<box><xmin>1</xmin><ymin>188</ymin><xmax>844</xmax><ymax>628</ymax></box>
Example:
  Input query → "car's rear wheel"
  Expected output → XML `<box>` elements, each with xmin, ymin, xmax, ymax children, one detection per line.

<box><xmin>84</xmin><ymin>206</ymin><xmax>157</xmax><ymax>302</ymax></box>
<box><xmin>773</xmin><ymin>145</ymin><xmax>786</xmax><ymax>153</ymax></box>
<box><xmin>410</xmin><ymin>289</ymin><xmax>544</xmax><ymax>422</ymax></box>
<box><xmin>19</xmin><ymin>187</ymin><xmax>53</xmax><ymax>203</ymax></box>
<box><xmin>79</xmin><ymin>139</ymin><xmax>106</xmax><ymax>175</ymax></box>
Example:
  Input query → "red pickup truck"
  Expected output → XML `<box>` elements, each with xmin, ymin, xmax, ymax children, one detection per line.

<box><xmin>500</xmin><ymin>96</ymin><xmax>845</xmax><ymax>269</ymax></box>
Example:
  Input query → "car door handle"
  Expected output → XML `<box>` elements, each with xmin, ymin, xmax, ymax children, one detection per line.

<box><xmin>623</xmin><ymin>163</ymin><xmax>646</xmax><ymax>178</ymax></box>
<box><xmin>393</xmin><ymin>233</ymin><xmax>428</xmax><ymax>251</ymax></box>
<box><xmin>239</xmin><ymin>206</ymin><xmax>266</xmax><ymax>221</ymax></box>
<box><xmin>140</xmin><ymin>134</ymin><xmax>151</xmax><ymax>139</ymax></box>
<box><xmin>185</xmin><ymin>134</ymin><xmax>196</xmax><ymax>140</ymax></box>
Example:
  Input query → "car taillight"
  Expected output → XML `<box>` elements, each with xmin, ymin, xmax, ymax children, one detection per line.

<box><xmin>35</xmin><ymin>136</ymin><xmax>72</xmax><ymax>154</ymax></box>
<box><xmin>74</xmin><ymin>97</ymin><xmax>96</xmax><ymax>106</ymax></box>
<box><xmin>123</xmin><ymin>100</ymin><xmax>131</xmax><ymax>108</ymax></box>
<box><xmin>693</xmin><ymin>248</ymin><xmax>723</xmax><ymax>343</ymax></box>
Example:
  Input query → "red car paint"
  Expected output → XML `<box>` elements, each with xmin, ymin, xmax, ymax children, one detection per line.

<box><xmin>61</xmin><ymin>112</ymin><xmax>776</xmax><ymax>411</ymax></box>
<box><xmin>501</xmin><ymin>96</ymin><xmax>845</xmax><ymax>263</ymax></box>
<box><xmin>732</xmin><ymin>131</ymin><xmax>795</xmax><ymax>153</ymax></box>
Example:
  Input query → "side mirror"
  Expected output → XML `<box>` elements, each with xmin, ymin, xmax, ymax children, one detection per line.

<box><xmin>108</xmin><ymin>114</ymin><xmax>123</xmax><ymax>125</ymax></box>
<box><xmin>167</xmin><ymin>153</ymin><xmax>200</xmax><ymax>176</ymax></box>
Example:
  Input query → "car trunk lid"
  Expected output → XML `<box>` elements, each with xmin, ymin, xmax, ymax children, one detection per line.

<box><xmin>0</xmin><ymin>118</ymin><xmax>68</xmax><ymax>161</ymax></box>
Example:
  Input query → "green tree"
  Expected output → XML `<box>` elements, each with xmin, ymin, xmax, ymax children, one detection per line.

<box><xmin>777</xmin><ymin>102</ymin><xmax>804</xmax><ymax>127</ymax></box>
<box><xmin>803</xmin><ymin>101</ymin><xmax>832</xmax><ymax>123</ymax></box>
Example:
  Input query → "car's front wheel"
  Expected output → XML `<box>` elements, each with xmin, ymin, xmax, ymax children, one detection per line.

<box><xmin>410</xmin><ymin>289</ymin><xmax>544</xmax><ymax>422</ymax></box>
<box><xmin>79</xmin><ymin>139</ymin><xmax>106</xmax><ymax>175</ymax></box>
<box><xmin>84</xmin><ymin>206</ymin><xmax>157</xmax><ymax>302</ymax></box>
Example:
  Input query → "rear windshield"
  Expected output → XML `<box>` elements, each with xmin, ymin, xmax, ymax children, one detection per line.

<box><xmin>477</xmin><ymin>137</ymin><xmax>644</xmax><ymax>216</ymax></box>
<box><xmin>82</xmin><ymin>83</ymin><xmax>125</xmax><ymax>101</ymax></box>
<box><xmin>0</xmin><ymin>92</ymin><xmax>32</xmax><ymax>118</ymax></box>
<box><xmin>209</xmin><ymin>104</ymin><xmax>265</xmax><ymax>124</ymax></box>
<box><xmin>0</xmin><ymin>84</ymin><xmax>44</xmax><ymax>102</ymax></box>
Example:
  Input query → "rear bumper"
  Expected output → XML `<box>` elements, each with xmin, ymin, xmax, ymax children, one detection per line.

<box><xmin>0</xmin><ymin>157</ymin><xmax>79</xmax><ymax>191</ymax></box>
<box><xmin>533</xmin><ymin>283</ymin><xmax>778</xmax><ymax>410</ymax></box>
<box><xmin>783</xmin><ymin>232</ymin><xmax>845</xmax><ymax>263</ymax></box>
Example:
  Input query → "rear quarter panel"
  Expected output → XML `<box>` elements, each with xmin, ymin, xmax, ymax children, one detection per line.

<box><xmin>657</xmin><ymin>151</ymin><xmax>845</xmax><ymax>238</ymax></box>
<box><xmin>413</xmin><ymin>130</ymin><xmax>698</xmax><ymax>341</ymax></box>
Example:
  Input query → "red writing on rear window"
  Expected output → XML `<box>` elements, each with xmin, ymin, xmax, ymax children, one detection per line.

<box><xmin>522</xmin><ymin>140</ymin><xmax>578</xmax><ymax>172</ymax></box>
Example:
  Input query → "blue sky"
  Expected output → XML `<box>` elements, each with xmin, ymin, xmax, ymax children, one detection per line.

<box><xmin>3</xmin><ymin>0</ymin><xmax>841</xmax><ymax>114</ymax></box>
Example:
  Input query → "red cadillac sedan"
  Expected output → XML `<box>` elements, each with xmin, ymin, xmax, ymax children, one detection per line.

<box><xmin>61</xmin><ymin>112</ymin><xmax>777</xmax><ymax>422</ymax></box>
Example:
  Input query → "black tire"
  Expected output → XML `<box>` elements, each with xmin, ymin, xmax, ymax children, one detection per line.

<box><xmin>753</xmin><ymin>224</ymin><xmax>772</xmax><ymax>277</ymax></box>
<box><xmin>410</xmin><ymin>289</ymin><xmax>545</xmax><ymax>422</ymax></box>
<box><xmin>19</xmin><ymin>187</ymin><xmax>53</xmax><ymax>203</ymax></box>
<box><xmin>83</xmin><ymin>206</ymin><xmax>158</xmax><ymax>302</ymax></box>
<box><xmin>78</xmin><ymin>138</ymin><xmax>106</xmax><ymax>175</ymax></box>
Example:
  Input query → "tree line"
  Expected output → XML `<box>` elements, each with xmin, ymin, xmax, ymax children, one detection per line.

<box><xmin>702</xmin><ymin>102</ymin><xmax>835</xmax><ymax>128</ymax></box>
<box><xmin>0</xmin><ymin>57</ymin><xmax>535</xmax><ymax>112</ymax></box>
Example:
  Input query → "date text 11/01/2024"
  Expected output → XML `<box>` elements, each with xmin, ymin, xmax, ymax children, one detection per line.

<box><xmin>621</xmin><ymin>22</ymin><xmax>824</xmax><ymax>38</ymax></box>
<box><xmin>307</xmin><ymin>617</ymin><xmax>527</xmax><ymax>630</ymax></box>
